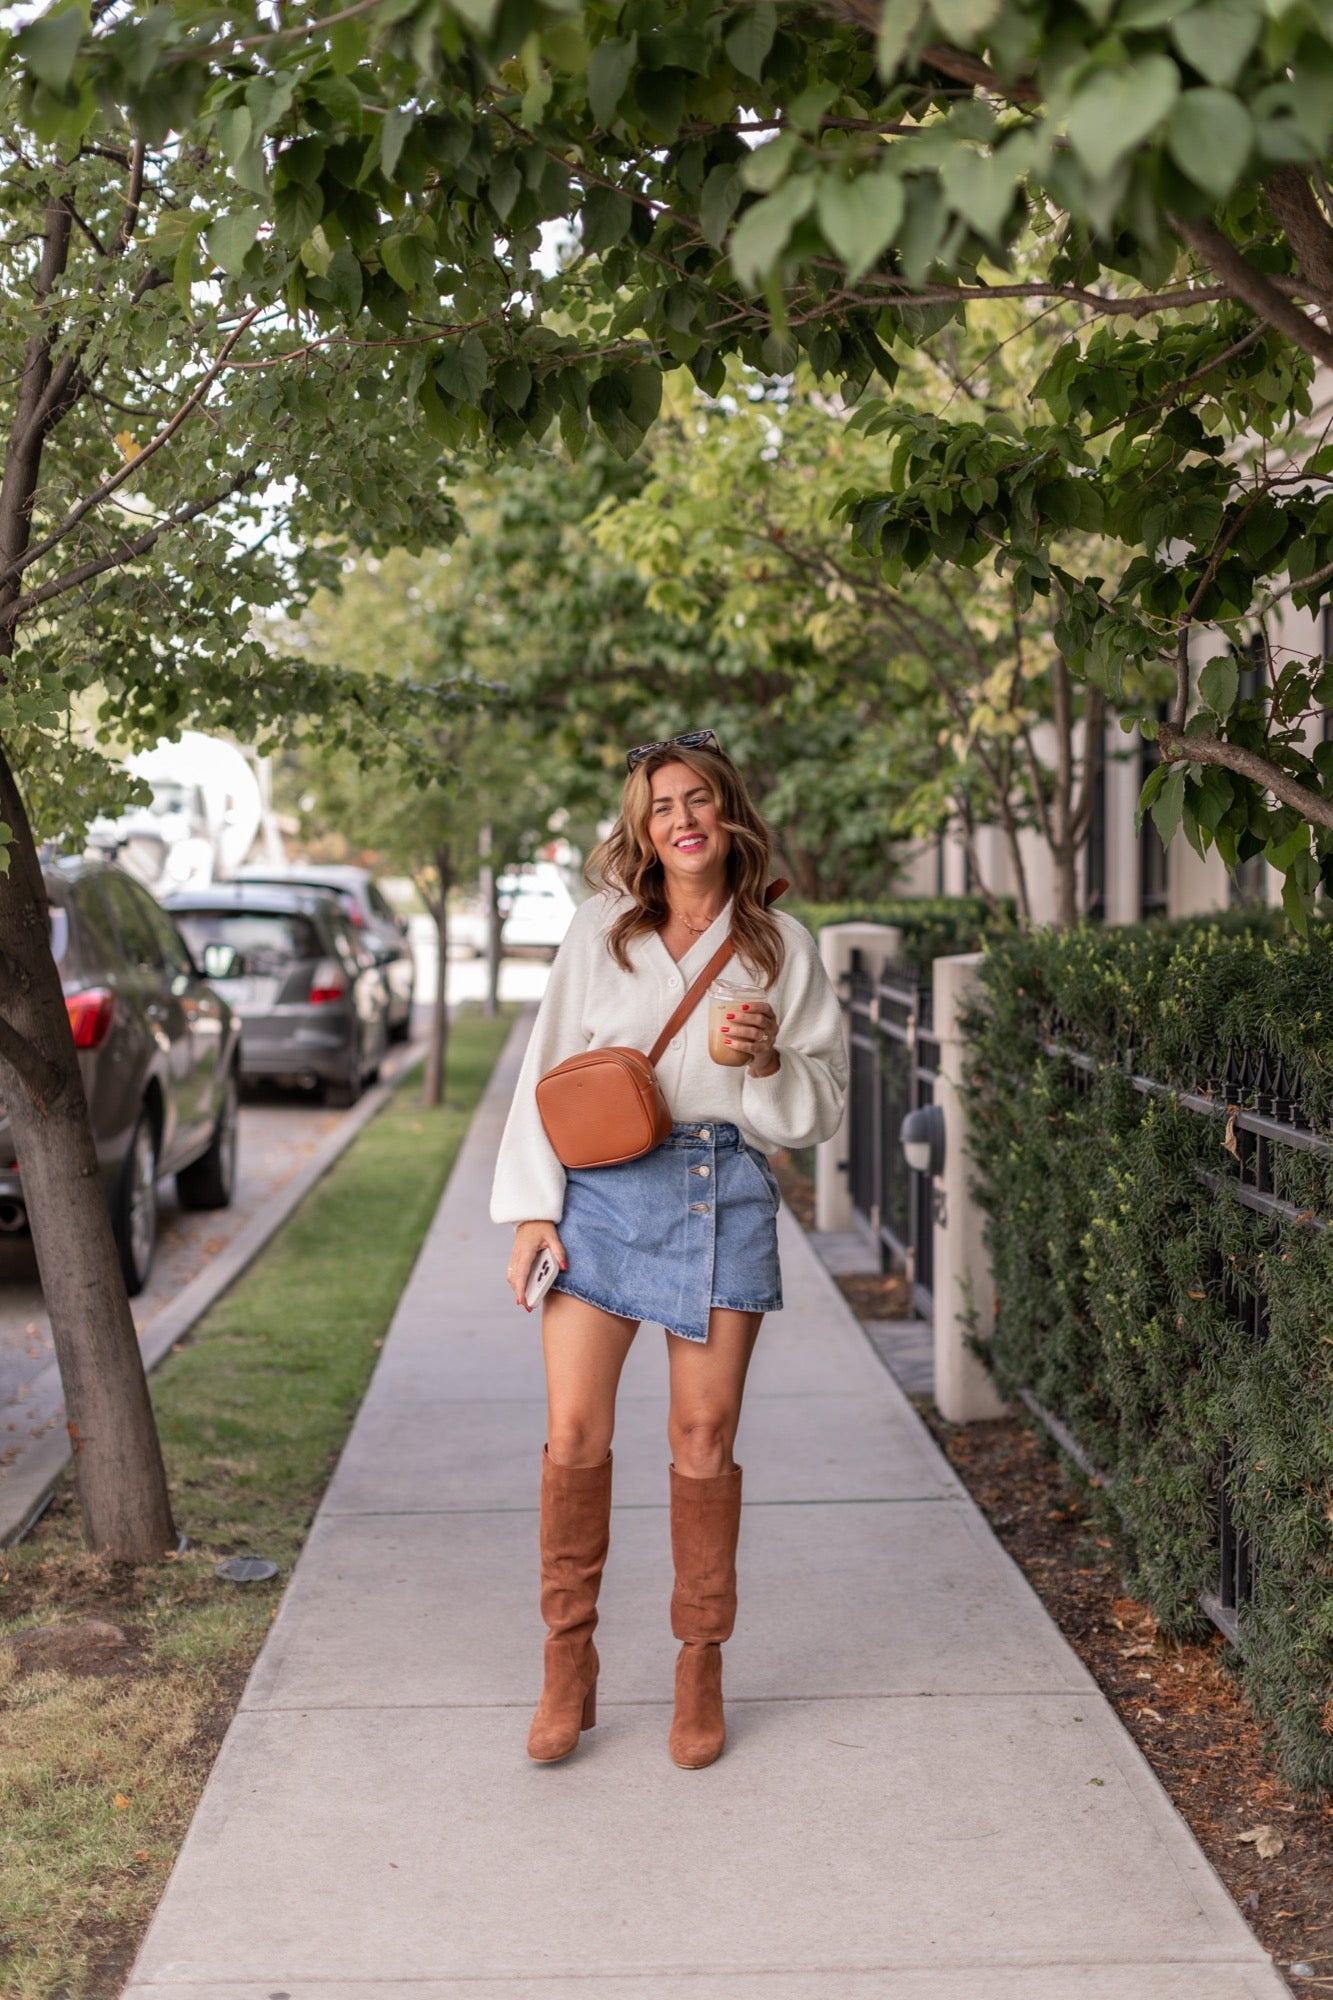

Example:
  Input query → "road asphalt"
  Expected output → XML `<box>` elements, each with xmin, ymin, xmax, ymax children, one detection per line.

<box><xmin>122</xmin><ymin>1011</ymin><xmax>1288</xmax><ymax>2000</ymax></box>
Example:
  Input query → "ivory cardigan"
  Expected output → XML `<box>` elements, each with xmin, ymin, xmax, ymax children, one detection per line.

<box><xmin>489</xmin><ymin>891</ymin><xmax>848</xmax><ymax>1227</ymax></box>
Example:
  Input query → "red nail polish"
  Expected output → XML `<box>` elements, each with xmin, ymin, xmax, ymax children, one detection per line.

<box><xmin>726</xmin><ymin>1012</ymin><xmax>735</xmax><ymax>1020</ymax></box>
<box><xmin>742</xmin><ymin>1003</ymin><xmax>751</xmax><ymax>1011</ymax></box>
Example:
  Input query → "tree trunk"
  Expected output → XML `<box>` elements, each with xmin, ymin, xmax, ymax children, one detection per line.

<box><xmin>422</xmin><ymin>846</ymin><xmax>452</xmax><ymax>1110</ymax></box>
<box><xmin>0</xmin><ymin>741</ymin><xmax>176</xmax><ymax>1558</ymax></box>
<box><xmin>1050</xmin><ymin>842</ymin><xmax>1079</xmax><ymax>930</ymax></box>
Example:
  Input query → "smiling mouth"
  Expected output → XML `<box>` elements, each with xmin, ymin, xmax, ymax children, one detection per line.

<box><xmin>675</xmin><ymin>835</ymin><xmax>706</xmax><ymax>851</ymax></box>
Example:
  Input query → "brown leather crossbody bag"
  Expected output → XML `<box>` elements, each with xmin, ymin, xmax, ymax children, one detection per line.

<box><xmin>534</xmin><ymin>881</ymin><xmax>788</xmax><ymax>1172</ymax></box>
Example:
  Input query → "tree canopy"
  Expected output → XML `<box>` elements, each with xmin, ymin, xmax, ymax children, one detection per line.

<box><xmin>12</xmin><ymin>0</ymin><xmax>1333</xmax><ymax>915</ymax></box>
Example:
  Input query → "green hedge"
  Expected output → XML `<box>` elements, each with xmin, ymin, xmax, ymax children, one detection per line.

<box><xmin>784</xmin><ymin>894</ymin><xmax>1016</xmax><ymax>970</ymax></box>
<box><xmin>966</xmin><ymin>913</ymin><xmax>1333</xmax><ymax>1792</ymax></box>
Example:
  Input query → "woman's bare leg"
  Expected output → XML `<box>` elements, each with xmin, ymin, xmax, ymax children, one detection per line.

<box><xmin>542</xmin><ymin>1288</ymin><xmax>640</xmax><ymax>1468</ymax></box>
<box><xmin>665</xmin><ymin>1308</ymin><xmax>763</xmax><ymax>1477</ymax></box>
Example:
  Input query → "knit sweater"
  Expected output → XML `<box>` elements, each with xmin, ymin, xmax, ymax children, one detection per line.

<box><xmin>490</xmin><ymin>891</ymin><xmax>848</xmax><ymax>1226</ymax></box>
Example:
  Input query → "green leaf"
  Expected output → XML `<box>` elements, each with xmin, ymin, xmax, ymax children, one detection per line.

<box><xmin>382</xmin><ymin>231</ymin><xmax>435</xmax><ymax>292</ymax></box>
<box><xmin>725</xmin><ymin>2</ymin><xmax>776</xmax><ymax>80</ymax></box>
<box><xmin>1169</xmin><ymin>0</ymin><xmax>1262</xmax><ymax>88</ymax></box>
<box><xmin>816</xmin><ymin>165</ymin><xmax>905</xmax><ymax>279</ymax></box>
<box><xmin>277</xmin><ymin>136</ymin><xmax>326</xmax><ymax>188</ymax></box>
<box><xmin>204</xmin><ymin>208</ymin><xmax>262</xmax><ymax>277</ymax></box>
<box><xmin>321</xmin><ymin>246</ymin><xmax>364</xmax><ymax>318</ymax></box>
<box><xmin>496</xmin><ymin>357</ymin><xmax>532</xmax><ymax>410</ymax></box>
<box><xmin>729</xmin><ymin>178</ymin><xmax>816</xmax><ymax>290</ymax></box>
<box><xmin>381</xmin><ymin>107</ymin><xmax>414</xmax><ymax>181</ymax></box>
<box><xmin>940</xmin><ymin>147</ymin><xmax>1014</xmax><ymax>242</ymax></box>
<box><xmin>488</xmin><ymin>153</ymin><xmax>521</xmax><ymax>221</ymax></box>
<box><xmin>559</xmin><ymin>398</ymin><xmax>588</xmax><ymax>460</ymax></box>
<box><xmin>173</xmin><ymin>217</ymin><xmax>204</xmax><ymax>310</ymax></box>
<box><xmin>274</xmin><ymin>178</ymin><xmax>323</xmax><ymax>248</ymax></box>
<box><xmin>16</xmin><ymin>7</ymin><xmax>83</xmax><ymax>93</ymax></box>
<box><xmin>1067</xmin><ymin>55</ymin><xmax>1180</xmax><ymax>182</ymax></box>
<box><xmin>700</xmin><ymin>162</ymin><xmax>743</xmax><ymax>248</ymax></box>
<box><xmin>581</xmin><ymin>182</ymin><xmax>634</xmax><ymax>254</ymax></box>
<box><xmin>634</xmin><ymin>66</ymin><xmax>687</xmax><ymax>137</ymax></box>
<box><xmin>435</xmin><ymin>332</ymin><xmax>489</xmax><ymax>403</ymax></box>
<box><xmin>623</xmin><ymin>363</ymin><xmax>663</xmax><ymax>433</ymax></box>
<box><xmin>741</xmin><ymin>130</ymin><xmax>800</xmax><ymax>194</ymax></box>
<box><xmin>1291</xmin><ymin>35</ymin><xmax>1333</xmax><ymax>150</ymax></box>
<box><xmin>1167</xmin><ymin>88</ymin><xmax>1253</xmax><ymax>199</ymax></box>
<box><xmin>587</xmin><ymin>33</ymin><xmax>636</xmax><ymax>125</ymax></box>
<box><xmin>1266</xmin><ymin>818</ymin><xmax>1312</xmax><ymax>871</ymax></box>
<box><xmin>877</xmin><ymin>0</ymin><xmax>923</xmax><ymax>74</ymax></box>
<box><xmin>329</xmin><ymin>16</ymin><xmax>369</xmax><ymax>72</ymax></box>
<box><xmin>1149</xmin><ymin>764</ymin><xmax>1186</xmax><ymax>846</ymax></box>
<box><xmin>1198</xmin><ymin>653</ymin><xmax>1240</xmax><ymax>717</ymax></box>
<box><xmin>929</xmin><ymin>0</ymin><xmax>1002</xmax><ymax>38</ymax></box>
<box><xmin>448</xmin><ymin>0</ymin><xmax>503</xmax><ymax>33</ymax></box>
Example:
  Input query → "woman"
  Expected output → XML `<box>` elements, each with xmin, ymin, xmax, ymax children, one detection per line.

<box><xmin>491</xmin><ymin>731</ymin><xmax>847</xmax><ymax>1769</ymax></box>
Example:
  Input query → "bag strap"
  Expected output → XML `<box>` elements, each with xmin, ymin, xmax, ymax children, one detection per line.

<box><xmin>647</xmin><ymin>879</ymin><xmax>788</xmax><ymax>1068</ymax></box>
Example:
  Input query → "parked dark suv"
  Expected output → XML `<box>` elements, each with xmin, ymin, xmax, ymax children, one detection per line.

<box><xmin>0</xmin><ymin>858</ymin><xmax>243</xmax><ymax>1294</ymax></box>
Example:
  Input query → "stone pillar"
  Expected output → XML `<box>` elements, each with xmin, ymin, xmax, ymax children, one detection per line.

<box><xmin>814</xmin><ymin>923</ymin><xmax>902</xmax><ymax>1234</ymax></box>
<box><xmin>931</xmin><ymin>951</ymin><xmax>1009</xmax><ymax>1422</ymax></box>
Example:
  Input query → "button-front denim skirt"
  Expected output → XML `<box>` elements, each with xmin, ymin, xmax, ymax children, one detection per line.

<box><xmin>551</xmin><ymin>1122</ymin><xmax>782</xmax><ymax>1343</ymax></box>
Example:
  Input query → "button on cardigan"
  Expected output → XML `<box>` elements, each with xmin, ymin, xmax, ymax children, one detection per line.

<box><xmin>490</xmin><ymin>891</ymin><xmax>848</xmax><ymax>1227</ymax></box>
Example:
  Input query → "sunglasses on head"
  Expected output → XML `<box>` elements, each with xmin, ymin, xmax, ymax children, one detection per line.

<box><xmin>626</xmin><ymin>729</ymin><xmax>721</xmax><ymax>772</ymax></box>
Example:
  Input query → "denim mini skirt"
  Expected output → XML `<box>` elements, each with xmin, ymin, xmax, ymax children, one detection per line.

<box><xmin>551</xmin><ymin>1121</ymin><xmax>783</xmax><ymax>1343</ymax></box>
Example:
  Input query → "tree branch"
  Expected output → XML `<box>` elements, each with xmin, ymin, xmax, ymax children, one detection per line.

<box><xmin>5</xmin><ymin>464</ymin><xmax>259</xmax><ymax>624</ymax></box>
<box><xmin>1158</xmin><ymin>723</ymin><xmax>1333</xmax><ymax>831</ymax></box>
<box><xmin>0</xmin><ymin>308</ymin><xmax>261</xmax><ymax>595</ymax></box>
<box><xmin>112</xmin><ymin>138</ymin><xmax>146</xmax><ymax>259</ymax></box>
<box><xmin>1168</xmin><ymin>210</ymin><xmax>1333</xmax><ymax>369</ymax></box>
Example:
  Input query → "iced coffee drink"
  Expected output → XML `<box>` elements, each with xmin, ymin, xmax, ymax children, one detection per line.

<box><xmin>708</xmin><ymin>981</ymin><xmax>768</xmax><ymax>1066</ymax></box>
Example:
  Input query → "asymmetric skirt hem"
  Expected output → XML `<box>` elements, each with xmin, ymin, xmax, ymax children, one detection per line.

<box><xmin>549</xmin><ymin>1120</ymin><xmax>783</xmax><ymax>1343</ymax></box>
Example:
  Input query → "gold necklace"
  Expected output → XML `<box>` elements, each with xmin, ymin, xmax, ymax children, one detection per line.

<box><xmin>669</xmin><ymin>904</ymin><xmax>721</xmax><ymax>936</ymax></box>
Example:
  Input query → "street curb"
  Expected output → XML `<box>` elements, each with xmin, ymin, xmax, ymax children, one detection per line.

<box><xmin>0</xmin><ymin>1039</ymin><xmax>429</xmax><ymax>1548</ymax></box>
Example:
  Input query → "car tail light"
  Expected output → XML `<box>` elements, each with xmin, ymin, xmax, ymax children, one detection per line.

<box><xmin>66</xmin><ymin>988</ymin><xmax>116</xmax><ymax>1050</ymax></box>
<box><xmin>308</xmin><ymin>959</ymin><xmax>347</xmax><ymax>1004</ymax></box>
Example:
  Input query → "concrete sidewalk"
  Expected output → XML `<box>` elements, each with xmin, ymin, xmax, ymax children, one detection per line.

<box><xmin>124</xmin><ymin>1015</ymin><xmax>1287</xmax><ymax>2000</ymax></box>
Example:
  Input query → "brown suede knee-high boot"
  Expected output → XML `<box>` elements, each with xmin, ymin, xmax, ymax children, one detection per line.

<box><xmin>527</xmin><ymin>1447</ymin><xmax>612</xmax><ymax>1764</ymax></box>
<box><xmin>668</xmin><ymin>1462</ymin><xmax>742</xmax><ymax>1770</ymax></box>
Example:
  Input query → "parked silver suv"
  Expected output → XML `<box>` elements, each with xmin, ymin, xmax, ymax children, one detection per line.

<box><xmin>234</xmin><ymin>864</ymin><xmax>415</xmax><ymax>1040</ymax></box>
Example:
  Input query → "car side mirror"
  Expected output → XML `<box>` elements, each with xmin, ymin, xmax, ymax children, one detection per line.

<box><xmin>202</xmin><ymin>942</ymin><xmax>244</xmax><ymax>981</ymax></box>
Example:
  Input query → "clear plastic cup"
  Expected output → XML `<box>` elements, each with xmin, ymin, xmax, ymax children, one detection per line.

<box><xmin>708</xmin><ymin>981</ymin><xmax>768</xmax><ymax>1066</ymax></box>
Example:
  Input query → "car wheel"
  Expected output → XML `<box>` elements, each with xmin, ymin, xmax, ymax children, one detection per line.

<box><xmin>324</xmin><ymin>1058</ymin><xmax>362</xmax><ymax>1111</ymax></box>
<box><xmin>112</xmin><ymin>1110</ymin><xmax>158</xmax><ymax>1296</ymax></box>
<box><xmin>389</xmin><ymin>1005</ymin><xmax>413</xmax><ymax>1044</ymax></box>
<box><xmin>177</xmin><ymin>1064</ymin><xmax>239</xmax><ymax>1211</ymax></box>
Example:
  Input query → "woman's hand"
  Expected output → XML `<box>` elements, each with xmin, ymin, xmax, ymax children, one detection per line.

<box><xmin>722</xmin><ymin>999</ymin><xmax>780</xmax><ymax>1078</ymax></box>
<box><xmin>507</xmin><ymin>1219</ymin><xmax>567</xmax><ymax>1309</ymax></box>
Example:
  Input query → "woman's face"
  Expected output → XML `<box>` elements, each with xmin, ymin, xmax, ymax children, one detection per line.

<box><xmin>646</xmin><ymin>760</ymin><xmax>730</xmax><ymax>889</ymax></box>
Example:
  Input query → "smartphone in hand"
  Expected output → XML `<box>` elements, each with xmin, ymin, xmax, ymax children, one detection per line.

<box><xmin>524</xmin><ymin>1246</ymin><xmax>561</xmax><ymax>1313</ymax></box>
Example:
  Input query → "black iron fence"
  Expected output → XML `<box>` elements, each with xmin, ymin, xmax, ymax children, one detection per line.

<box><xmin>1050</xmin><ymin>1038</ymin><xmax>1327</xmax><ymax>1646</ymax></box>
<box><xmin>844</xmin><ymin>952</ymin><xmax>939</xmax><ymax>1318</ymax></box>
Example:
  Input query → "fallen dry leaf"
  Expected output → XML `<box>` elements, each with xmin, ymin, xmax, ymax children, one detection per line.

<box><xmin>1237</xmin><ymin>1824</ymin><xmax>1285</xmax><ymax>1859</ymax></box>
<box><xmin>113</xmin><ymin>1794</ymin><xmax>130</xmax><ymax>1811</ymax></box>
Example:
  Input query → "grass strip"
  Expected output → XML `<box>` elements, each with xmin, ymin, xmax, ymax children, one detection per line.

<box><xmin>0</xmin><ymin>1005</ymin><xmax>513</xmax><ymax>2000</ymax></box>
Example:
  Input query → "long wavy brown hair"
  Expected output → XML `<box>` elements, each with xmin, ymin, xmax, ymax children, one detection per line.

<box><xmin>586</xmin><ymin>743</ymin><xmax>786</xmax><ymax>984</ymax></box>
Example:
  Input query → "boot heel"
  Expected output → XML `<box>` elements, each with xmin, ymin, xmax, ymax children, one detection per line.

<box><xmin>581</xmin><ymin>1680</ymin><xmax>597</xmax><ymax>1730</ymax></box>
